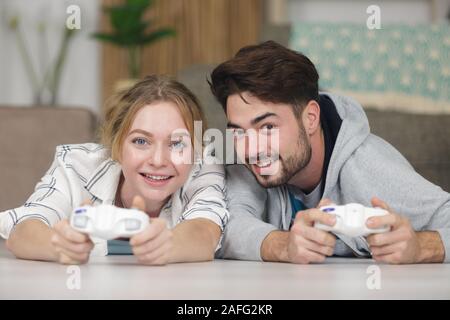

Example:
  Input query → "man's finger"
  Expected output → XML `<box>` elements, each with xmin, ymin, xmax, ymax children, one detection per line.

<box><xmin>372</xmin><ymin>252</ymin><xmax>402</xmax><ymax>264</ymax></box>
<box><xmin>370</xmin><ymin>197</ymin><xmax>391</xmax><ymax>211</ymax></box>
<box><xmin>317</xmin><ymin>198</ymin><xmax>334</xmax><ymax>208</ymax></box>
<box><xmin>297</xmin><ymin>236</ymin><xmax>334</xmax><ymax>256</ymax></box>
<box><xmin>300</xmin><ymin>210</ymin><xmax>336</xmax><ymax>227</ymax></box>
<box><xmin>370</xmin><ymin>242</ymin><xmax>405</xmax><ymax>257</ymax></box>
<box><xmin>366</xmin><ymin>213</ymin><xmax>400</xmax><ymax>229</ymax></box>
<box><xmin>299</xmin><ymin>248</ymin><xmax>327</xmax><ymax>264</ymax></box>
<box><xmin>298</xmin><ymin>225</ymin><xmax>336</xmax><ymax>247</ymax></box>
<box><xmin>366</xmin><ymin>229</ymin><xmax>405</xmax><ymax>247</ymax></box>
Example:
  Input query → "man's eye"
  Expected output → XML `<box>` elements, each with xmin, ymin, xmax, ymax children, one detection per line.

<box><xmin>260</xmin><ymin>124</ymin><xmax>276</xmax><ymax>134</ymax></box>
<box><xmin>262</xmin><ymin>124</ymin><xmax>274</xmax><ymax>130</ymax></box>
<box><xmin>132</xmin><ymin>138</ymin><xmax>147</xmax><ymax>146</ymax></box>
<box><xmin>232</xmin><ymin>129</ymin><xmax>245</xmax><ymax>139</ymax></box>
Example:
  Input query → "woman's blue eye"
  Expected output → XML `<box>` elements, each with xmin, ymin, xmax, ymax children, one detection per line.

<box><xmin>133</xmin><ymin>138</ymin><xmax>147</xmax><ymax>146</ymax></box>
<box><xmin>171</xmin><ymin>140</ymin><xmax>186</xmax><ymax>150</ymax></box>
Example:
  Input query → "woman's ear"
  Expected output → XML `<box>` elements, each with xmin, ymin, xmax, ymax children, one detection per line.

<box><xmin>302</xmin><ymin>100</ymin><xmax>321</xmax><ymax>135</ymax></box>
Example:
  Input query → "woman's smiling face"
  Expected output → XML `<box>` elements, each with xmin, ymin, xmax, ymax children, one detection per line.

<box><xmin>120</xmin><ymin>101</ymin><xmax>194</xmax><ymax>206</ymax></box>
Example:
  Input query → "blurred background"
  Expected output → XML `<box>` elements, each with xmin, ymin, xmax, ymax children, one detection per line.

<box><xmin>1</xmin><ymin>0</ymin><xmax>263</xmax><ymax>113</ymax></box>
<box><xmin>0</xmin><ymin>0</ymin><xmax>449</xmax><ymax>210</ymax></box>
<box><xmin>1</xmin><ymin>0</ymin><xmax>448</xmax><ymax>113</ymax></box>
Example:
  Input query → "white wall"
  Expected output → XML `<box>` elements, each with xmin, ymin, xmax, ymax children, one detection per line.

<box><xmin>0</xmin><ymin>0</ymin><xmax>100</xmax><ymax>113</ymax></box>
<box><xmin>286</xmin><ymin>0</ymin><xmax>449</xmax><ymax>24</ymax></box>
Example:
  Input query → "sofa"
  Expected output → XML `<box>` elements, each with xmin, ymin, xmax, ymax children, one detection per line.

<box><xmin>0</xmin><ymin>106</ymin><xmax>98</xmax><ymax>211</ymax></box>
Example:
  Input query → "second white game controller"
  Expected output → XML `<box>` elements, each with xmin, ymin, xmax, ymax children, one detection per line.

<box><xmin>70</xmin><ymin>204</ymin><xmax>150</xmax><ymax>240</ymax></box>
<box><xmin>314</xmin><ymin>203</ymin><xmax>390</xmax><ymax>237</ymax></box>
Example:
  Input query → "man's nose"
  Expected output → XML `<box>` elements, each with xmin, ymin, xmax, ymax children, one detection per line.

<box><xmin>244</xmin><ymin>133</ymin><xmax>269</xmax><ymax>163</ymax></box>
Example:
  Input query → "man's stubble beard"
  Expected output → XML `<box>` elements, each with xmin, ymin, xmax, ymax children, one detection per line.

<box><xmin>252</xmin><ymin>124</ymin><xmax>312</xmax><ymax>188</ymax></box>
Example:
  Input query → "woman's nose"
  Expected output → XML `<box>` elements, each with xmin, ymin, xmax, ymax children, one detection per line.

<box><xmin>148</xmin><ymin>144</ymin><xmax>169</xmax><ymax>167</ymax></box>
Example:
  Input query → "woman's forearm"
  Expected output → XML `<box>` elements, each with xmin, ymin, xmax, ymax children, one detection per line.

<box><xmin>169</xmin><ymin>219</ymin><xmax>221</xmax><ymax>263</ymax></box>
<box><xmin>6</xmin><ymin>219</ymin><xmax>58</xmax><ymax>262</ymax></box>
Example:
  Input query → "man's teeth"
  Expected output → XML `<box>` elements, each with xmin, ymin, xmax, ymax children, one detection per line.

<box><xmin>255</xmin><ymin>159</ymin><xmax>272</xmax><ymax>168</ymax></box>
<box><xmin>144</xmin><ymin>174</ymin><xmax>171</xmax><ymax>180</ymax></box>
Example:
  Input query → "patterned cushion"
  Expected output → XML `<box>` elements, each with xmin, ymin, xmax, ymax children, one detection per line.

<box><xmin>289</xmin><ymin>23</ymin><xmax>450</xmax><ymax>114</ymax></box>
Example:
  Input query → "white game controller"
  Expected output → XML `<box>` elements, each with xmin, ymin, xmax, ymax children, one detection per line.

<box><xmin>314</xmin><ymin>203</ymin><xmax>390</xmax><ymax>237</ymax></box>
<box><xmin>70</xmin><ymin>204</ymin><xmax>150</xmax><ymax>240</ymax></box>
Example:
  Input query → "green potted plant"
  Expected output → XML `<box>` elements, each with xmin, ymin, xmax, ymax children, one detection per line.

<box><xmin>92</xmin><ymin>0</ymin><xmax>175</xmax><ymax>90</ymax></box>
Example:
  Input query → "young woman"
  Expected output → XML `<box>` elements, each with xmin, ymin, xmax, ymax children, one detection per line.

<box><xmin>1</xmin><ymin>75</ymin><xmax>228</xmax><ymax>265</ymax></box>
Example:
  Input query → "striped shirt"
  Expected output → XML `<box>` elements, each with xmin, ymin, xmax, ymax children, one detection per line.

<box><xmin>0</xmin><ymin>143</ymin><xmax>229</xmax><ymax>256</ymax></box>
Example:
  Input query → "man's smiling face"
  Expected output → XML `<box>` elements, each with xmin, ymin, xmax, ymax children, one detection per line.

<box><xmin>226</xmin><ymin>92</ymin><xmax>312</xmax><ymax>188</ymax></box>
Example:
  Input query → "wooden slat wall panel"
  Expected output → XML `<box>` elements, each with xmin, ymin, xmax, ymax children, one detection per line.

<box><xmin>100</xmin><ymin>0</ymin><xmax>262</xmax><ymax>109</ymax></box>
<box><xmin>100</xmin><ymin>0</ymin><xmax>127</xmax><ymax>107</ymax></box>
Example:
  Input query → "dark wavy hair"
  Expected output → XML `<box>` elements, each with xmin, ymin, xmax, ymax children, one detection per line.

<box><xmin>209</xmin><ymin>41</ymin><xmax>319</xmax><ymax>117</ymax></box>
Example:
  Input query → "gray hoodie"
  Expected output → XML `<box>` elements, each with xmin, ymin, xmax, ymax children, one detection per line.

<box><xmin>216</xmin><ymin>92</ymin><xmax>450</xmax><ymax>262</ymax></box>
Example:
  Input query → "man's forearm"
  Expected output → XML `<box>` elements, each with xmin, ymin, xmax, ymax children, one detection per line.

<box><xmin>260</xmin><ymin>230</ymin><xmax>290</xmax><ymax>262</ymax></box>
<box><xmin>417</xmin><ymin>231</ymin><xmax>445</xmax><ymax>263</ymax></box>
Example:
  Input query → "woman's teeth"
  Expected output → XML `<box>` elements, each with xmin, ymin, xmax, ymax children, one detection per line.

<box><xmin>144</xmin><ymin>174</ymin><xmax>171</xmax><ymax>180</ymax></box>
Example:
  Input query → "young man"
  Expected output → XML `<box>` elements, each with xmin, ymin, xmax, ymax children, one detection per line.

<box><xmin>209</xmin><ymin>41</ymin><xmax>450</xmax><ymax>264</ymax></box>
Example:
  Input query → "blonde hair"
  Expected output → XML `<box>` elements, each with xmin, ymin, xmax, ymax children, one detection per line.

<box><xmin>100</xmin><ymin>75</ymin><xmax>207</xmax><ymax>161</ymax></box>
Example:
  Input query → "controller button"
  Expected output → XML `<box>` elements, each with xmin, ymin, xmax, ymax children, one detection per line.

<box><xmin>125</xmin><ymin>219</ymin><xmax>141</xmax><ymax>231</ymax></box>
<box><xmin>73</xmin><ymin>216</ymin><xmax>88</xmax><ymax>228</ymax></box>
<box><xmin>322</xmin><ymin>208</ymin><xmax>335</xmax><ymax>212</ymax></box>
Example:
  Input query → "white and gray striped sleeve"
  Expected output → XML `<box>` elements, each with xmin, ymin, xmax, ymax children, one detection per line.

<box><xmin>179</xmin><ymin>163</ymin><xmax>229</xmax><ymax>232</ymax></box>
<box><xmin>0</xmin><ymin>153</ymin><xmax>73</xmax><ymax>239</ymax></box>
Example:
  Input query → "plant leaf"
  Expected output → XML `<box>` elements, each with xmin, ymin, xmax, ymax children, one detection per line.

<box><xmin>94</xmin><ymin>0</ymin><xmax>174</xmax><ymax>47</ymax></box>
<box><xmin>140</xmin><ymin>28</ymin><xmax>176</xmax><ymax>45</ymax></box>
<box><xmin>91</xmin><ymin>33</ymin><xmax>129</xmax><ymax>47</ymax></box>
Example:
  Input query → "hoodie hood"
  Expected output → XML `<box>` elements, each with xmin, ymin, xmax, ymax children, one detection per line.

<box><xmin>320</xmin><ymin>92</ymin><xmax>371</xmax><ymax>195</ymax></box>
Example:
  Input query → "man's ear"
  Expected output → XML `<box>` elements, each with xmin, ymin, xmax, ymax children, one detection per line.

<box><xmin>302</xmin><ymin>100</ymin><xmax>321</xmax><ymax>135</ymax></box>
